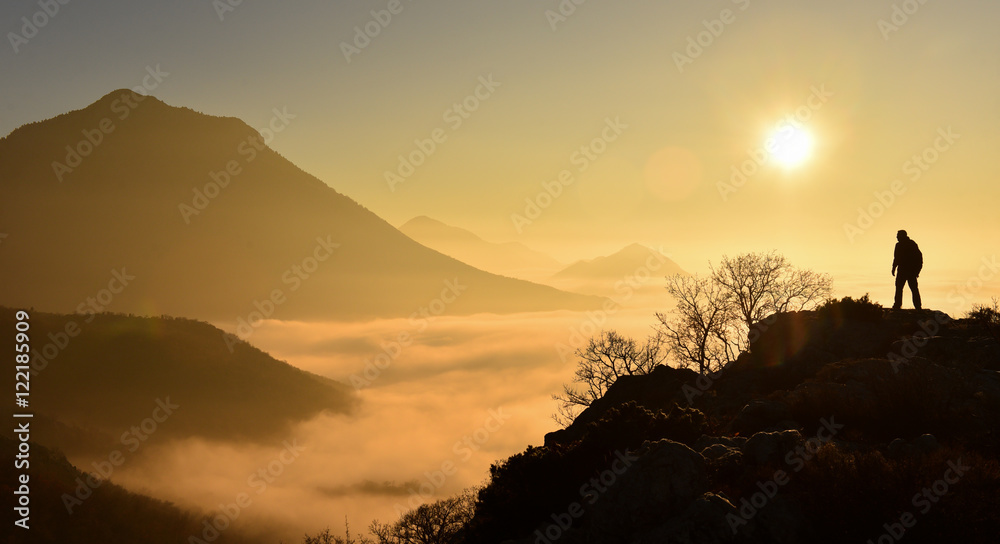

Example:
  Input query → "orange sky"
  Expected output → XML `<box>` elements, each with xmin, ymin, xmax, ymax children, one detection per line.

<box><xmin>3</xmin><ymin>1</ymin><xmax>996</xmax><ymax>308</ymax></box>
<box><xmin>3</xmin><ymin>3</ymin><xmax>999</xmax><ymax>538</ymax></box>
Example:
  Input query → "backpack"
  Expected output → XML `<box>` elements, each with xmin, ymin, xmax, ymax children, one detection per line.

<box><xmin>908</xmin><ymin>239</ymin><xmax>923</xmax><ymax>274</ymax></box>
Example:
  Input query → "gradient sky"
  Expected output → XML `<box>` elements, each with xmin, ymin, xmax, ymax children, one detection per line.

<box><xmin>3</xmin><ymin>0</ymin><xmax>998</xmax><ymax>306</ymax></box>
<box><xmin>4</xmin><ymin>3</ymin><xmax>1000</xmax><ymax>536</ymax></box>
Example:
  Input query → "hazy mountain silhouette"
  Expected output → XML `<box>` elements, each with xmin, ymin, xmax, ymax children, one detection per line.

<box><xmin>553</xmin><ymin>243</ymin><xmax>686</xmax><ymax>281</ymax></box>
<box><xmin>399</xmin><ymin>215</ymin><xmax>562</xmax><ymax>277</ymax></box>
<box><xmin>0</xmin><ymin>90</ymin><xmax>604</xmax><ymax>320</ymax></box>
<box><xmin>0</xmin><ymin>308</ymin><xmax>354</xmax><ymax>456</ymax></box>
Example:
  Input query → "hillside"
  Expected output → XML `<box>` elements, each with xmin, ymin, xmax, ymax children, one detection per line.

<box><xmin>399</xmin><ymin>216</ymin><xmax>562</xmax><ymax>277</ymax></box>
<box><xmin>1</xmin><ymin>437</ymin><xmax>272</xmax><ymax>544</ymax></box>
<box><xmin>0</xmin><ymin>90</ymin><xmax>604</xmax><ymax>320</ymax></box>
<box><xmin>461</xmin><ymin>301</ymin><xmax>1000</xmax><ymax>543</ymax></box>
<box><xmin>0</xmin><ymin>308</ymin><xmax>354</xmax><ymax>456</ymax></box>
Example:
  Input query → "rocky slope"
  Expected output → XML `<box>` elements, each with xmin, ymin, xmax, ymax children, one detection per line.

<box><xmin>463</xmin><ymin>300</ymin><xmax>1000</xmax><ymax>543</ymax></box>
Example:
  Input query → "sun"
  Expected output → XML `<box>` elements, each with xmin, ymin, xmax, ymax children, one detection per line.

<box><xmin>767</xmin><ymin>122</ymin><xmax>813</xmax><ymax>168</ymax></box>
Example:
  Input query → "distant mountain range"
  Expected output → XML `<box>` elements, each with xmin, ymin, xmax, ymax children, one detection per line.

<box><xmin>553</xmin><ymin>243</ymin><xmax>686</xmax><ymax>281</ymax></box>
<box><xmin>397</xmin><ymin>216</ymin><xmax>688</xmax><ymax>294</ymax></box>
<box><xmin>399</xmin><ymin>216</ymin><xmax>562</xmax><ymax>277</ymax></box>
<box><xmin>544</xmin><ymin>243</ymin><xmax>687</xmax><ymax>300</ymax></box>
<box><xmin>0</xmin><ymin>90</ymin><xmax>603</xmax><ymax>320</ymax></box>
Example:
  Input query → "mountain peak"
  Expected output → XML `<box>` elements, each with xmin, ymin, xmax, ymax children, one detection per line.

<box><xmin>95</xmin><ymin>88</ymin><xmax>167</xmax><ymax>108</ymax></box>
<box><xmin>399</xmin><ymin>215</ymin><xmax>448</xmax><ymax>230</ymax></box>
<box><xmin>0</xmin><ymin>98</ymin><xmax>603</xmax><ymax>319</ymax></box>
<box><xmin>398</xmin><ymin>216</ymin><xmax>563</xmax><ymax>277</ymax></box>
<box><xmin>622</xmin><ymin>242</ymin><xmax>649</xmax><ymax>251</ymax></box>
<box><xmin>554</xmin><ymin>243</ymin><xmax>686</xmax><ymax>280</ymax></box>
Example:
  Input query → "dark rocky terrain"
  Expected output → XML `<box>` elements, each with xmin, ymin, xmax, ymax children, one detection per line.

<box><xmin>462</xmin><ymin>299</ymin><xmax>1000</xmax><ymax>543</ymax></box>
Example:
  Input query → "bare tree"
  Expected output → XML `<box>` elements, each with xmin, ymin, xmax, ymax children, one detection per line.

<box><xmin>552</xmin><ymin>330</ymin><xmax>666</xmax><ymax>425</ymax></box>
<box><xmin>368</xmin><ymin>490</ymin><xmax>476</xmax><ymax>544</ymax></box>
<box><xmin>551</xmin><ymin>252</ymin><xmax>831</xmax><ymax>412</ymax></box>
<box><xmin>710</xmin><ymin>251</ymin><xmax>832</xmax><ymax>349</ymax></box>
<box><xmin>657</xmin><ymin>274</ymin><xmax>738</xmax><ymax>375</ymax></box>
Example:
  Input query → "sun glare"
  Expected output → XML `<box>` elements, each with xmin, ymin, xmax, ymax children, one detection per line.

<box><xmin>767</xmin><ymin>123</ymin><xmax>813</xmax><ymax>168</ymax></box>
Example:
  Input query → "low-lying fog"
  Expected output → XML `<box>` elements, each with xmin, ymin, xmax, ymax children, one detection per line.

<box><xmin>71</xmin><ymin>267</ymin><xmax>995</xmax><ymax>542</ymax></box>
<box><xmin>103</xmin><ymin>304</ymin><xmax>655</xmax><ymax>541</ymax></box>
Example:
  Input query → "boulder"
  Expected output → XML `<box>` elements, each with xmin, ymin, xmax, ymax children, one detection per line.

<box><xmin>701</xmin><ymin>443</ymin><xmax>740</xmax><ymax>461</ymax></box>
<box><xmin>634</xmin><ymin>493</ymin><xmax>741</xmax><ymax>544</ymax></box>
<box><xmin>888</xmin><ymin>434</ymin><xmax>939</xmax><ymax>458</ymax></box>
<box><xmin>588</xmin><ymin>439</ymin><xmax>707</xmax><ymax>538</ymax></box>
<box><xmin>730</xmin><ymin>399</ymin><xmax>794</xmax><ymax>435</ymax></box>
<box><xmin>742</xmin><ymin>430</ymin><xmax>804</xmax><ymax>465</ymax></box>
<box><xmin>887</xmin><ymin>437</ymin><xmax>917</xmax><ymax>458</ymax></box>
<box><xmin>694</xmin><ymin>434</ymin><xmax>748</xmax><ymax>451</ymax></box>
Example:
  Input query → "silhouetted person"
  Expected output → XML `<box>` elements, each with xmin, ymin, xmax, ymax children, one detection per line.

<box><xmin>891</xmin><ymin>229</ymin><xmax>922</xmax><ymax>310</ymax></box>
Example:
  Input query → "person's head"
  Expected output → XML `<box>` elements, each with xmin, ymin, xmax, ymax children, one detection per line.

<box><xmin>897</xmin><ymin>229</ymin><xmax>908</xmax><ymax>241</ymax></box>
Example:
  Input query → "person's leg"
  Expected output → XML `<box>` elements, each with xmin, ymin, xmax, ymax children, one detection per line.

<box><xmin>893</xmin><ymin>275</ymin><xmax>905</xmax><ymax>309</ymax></box>
<box><xmin>909</xmin><ymin>276</ymin><xmax>922</xmax><ymax>310</ymax></box>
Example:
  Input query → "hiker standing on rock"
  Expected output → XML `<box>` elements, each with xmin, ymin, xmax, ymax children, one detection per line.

<box><xmin>891</xmin><ymin>229</ymin><xmax>923</xmax><ymax>310</ymax></box>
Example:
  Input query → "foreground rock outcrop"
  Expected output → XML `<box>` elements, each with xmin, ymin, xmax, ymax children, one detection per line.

<box><xmin>466</xmin><ymin>302</ymin><xmax>1000</xmax><ymax>544</ymax></box>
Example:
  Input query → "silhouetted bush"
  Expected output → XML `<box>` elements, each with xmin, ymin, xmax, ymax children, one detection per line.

<box><xmin>968</xmin><ymin>298</ymin><xmax>1000</xmax><ymax>341</ymax></box>
<box><xmin>816</xmin><ymin>293</ymin><xmax>884</xmax><ymax>324</ymax></box>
